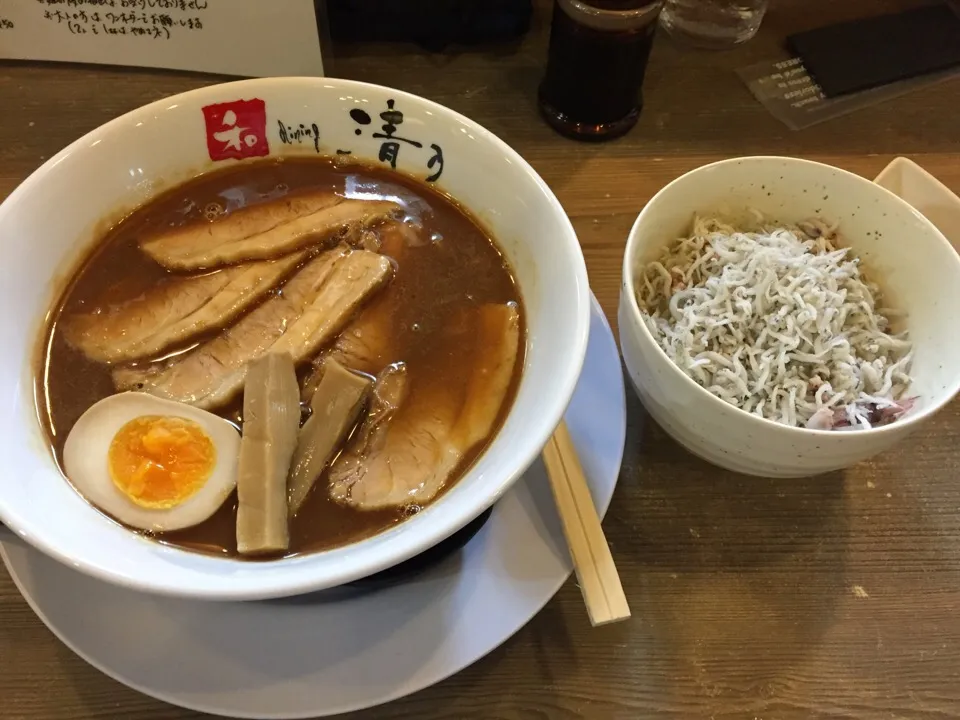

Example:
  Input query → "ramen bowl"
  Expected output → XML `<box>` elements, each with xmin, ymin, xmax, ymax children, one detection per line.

<box><xmin>619</xmin><ymin>156</ymin><xmax>960</xmax><ymax>477</ymax></box>
<box><xmin>0</xmin><ymin>78</ymin><xmax>590</xmax><ymax>599</ymax></box>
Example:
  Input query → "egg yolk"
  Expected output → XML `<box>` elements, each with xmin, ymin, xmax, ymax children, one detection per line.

<box><xmin>108</xmin><ymin>415</ymin><xmax>216</xmax><ymax>509</ymax></box>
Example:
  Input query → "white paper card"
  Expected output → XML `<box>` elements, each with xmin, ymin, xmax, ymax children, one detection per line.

<box><xmin>0</xmin><ymin>0</ymin><xmax>325</xmax><ymax>78</ymax></box>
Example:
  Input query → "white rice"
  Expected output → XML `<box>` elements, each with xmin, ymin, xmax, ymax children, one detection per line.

<box><xmin>635</xmin><ymin>215</ymin><xmax>914</xmax><ymax>430</ymax></box>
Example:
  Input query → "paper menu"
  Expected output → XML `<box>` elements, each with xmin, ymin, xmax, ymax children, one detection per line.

<box><xmin>0</xmin><ymin>0</ymin><xmax>325</xmax><ymax>78</ymax></box>
<box><xmin>737</xmin><ymin>56</ymin><xmax>960</xmax><ymax>131</ymax></box>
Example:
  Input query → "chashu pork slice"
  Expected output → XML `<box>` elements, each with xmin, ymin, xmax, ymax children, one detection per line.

<box><xmin>326</xmin><ymin>222</ymin><xmax>410</xmax><ymax>374</ymax></box>
<box><xmin>63</xmin><ymin>253</ymin><xmax>305</xmax><ymax>364</ymax></box>
<box><xmin>141</xmin><ymin>191</ymin><xmax>402</xmax><ymax>270</ymax></box>
<box><xmin>300</xmin><ymin>290</ymin><xmax>394</xmax><ymax>402</ymax></box>
<box><xmin>329</xmin><ymin>303</ymin><xmax>520</xmax><ymax>510</ymax></box>
<box><xmin>113</xmin><ymin>248</ymin><xmax>393</xmax><ymax>410</ymax></box>
<box><xmin>299</xmin><ymin>221</ymin><xmax>410</xmax><ymax>402</ymax></box>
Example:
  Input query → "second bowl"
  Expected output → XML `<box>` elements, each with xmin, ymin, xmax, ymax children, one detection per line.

<box><xmin>619</xmin><ymin>156</ymin><xmax>960</xmax><ymax>477</ymax></box>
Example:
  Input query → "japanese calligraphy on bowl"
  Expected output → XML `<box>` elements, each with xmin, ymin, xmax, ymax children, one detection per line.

<box><xmin>202</xmin><ymin>99</ymin><xmax>269</xmax><ymax>162</ymax></box>
<box><xmin>202</xmin><ymin>96</ymin><xmax>444</xmax><ymax>183</ymax></box>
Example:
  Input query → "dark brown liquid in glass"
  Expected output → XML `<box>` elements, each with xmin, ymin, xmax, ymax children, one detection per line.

<box><xmin>538</xmin><ymin>0</ymin><xmax>660</xmax><ymax>141</ymax></box>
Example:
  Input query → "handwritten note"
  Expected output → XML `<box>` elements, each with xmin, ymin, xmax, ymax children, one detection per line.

<box><xmin>0</xmin><ymin>0</ymin><xmax>325</xmax><ymax>77</ymax></box>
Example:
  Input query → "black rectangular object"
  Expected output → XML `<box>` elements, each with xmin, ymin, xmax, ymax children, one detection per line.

<box><xmin>786</xmin><ymin>3</ymin><xmax>960</xmax><ymax>97</ymax></box>
<box><xmin>325</xmin><ymin>0</ymin><xmax>533</xmax><ymax>51</ymax></box>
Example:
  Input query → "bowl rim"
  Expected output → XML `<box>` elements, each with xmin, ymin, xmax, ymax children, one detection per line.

<box><xmin>620</xmin><ymin>154</ymin><xmax>960</xmax><ymax>438</ymax></box>
<box><xmin>0</xmin><ymin>76</ymin><xmax>592</xmax><ymax>599</ymax></box>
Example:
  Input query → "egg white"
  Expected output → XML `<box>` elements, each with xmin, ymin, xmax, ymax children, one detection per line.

<box><xmin>62</xmin><ymin>392</ymin><xmax>240</xmax><ymax>532</ymax></box>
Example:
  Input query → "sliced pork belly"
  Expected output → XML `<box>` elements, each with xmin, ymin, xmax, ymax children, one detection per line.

<box><xmin>326</xmin><ymin>363</ymin><xmax>409</xmax><ymax>499</ymax></box>
<box><xmin>141</xmin><ymin>191</ymin><xmax>401</xmax><ymax>270</ymax></box>
<box><xmin>63</xmin><ymin>254</ymin><xmax>304</xmax><ymax>364</ymax></box>
<box><xmin>299</xmin><ymin>222</ymin><xmax>409</xmax><ymax>401</ymax></box>
<box><xmin>301</xmin><ymin>296</ymin><xmax>392</xmax><ymax>403</ymax></box>
<box><xmin>113</xmin><ymin>249</ymin><xmax>392</xmax><ymax>409</ymax></box>
<box><xmin>329</xmin><ymin>304</ymin><xmax>520</xmax><ymax>510</ymax></box>
<box><xmin>450</xmin><ymin>304</ymin><xmax>523</xmax><ymax>450</ymax></box>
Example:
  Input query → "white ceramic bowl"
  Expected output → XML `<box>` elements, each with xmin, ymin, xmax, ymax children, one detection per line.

<box><xmin>619</xmin><ymin>156</ymin><xmax>960</xmax><ymax>477</ymax></box>
<box><xmin>0</xmin><ymin>78</ymin><xmax>590</xmax><ymax>599</ymax></box>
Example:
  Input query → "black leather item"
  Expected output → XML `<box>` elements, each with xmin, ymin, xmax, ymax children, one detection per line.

<box><xmin>787</xmin><ymin>2</ymin><xmax>960</xmax><ymax>98</ymax></box>
<box><xmin>325</xmin><ymin>0</ymin><xmax>533</xmax><ymax>50</ymax></box>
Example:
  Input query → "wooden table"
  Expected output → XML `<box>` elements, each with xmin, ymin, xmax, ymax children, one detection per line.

<box><xmin>3</xmin><ymin>1</ymin><xmax>960</xmax><ymax>718</ymax></box>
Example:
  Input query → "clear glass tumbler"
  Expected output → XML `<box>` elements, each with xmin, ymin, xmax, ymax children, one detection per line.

<box><xmin>659</xmin><ymin>0</ymin><xmax>768</xmax><ymax>48</ymax></box>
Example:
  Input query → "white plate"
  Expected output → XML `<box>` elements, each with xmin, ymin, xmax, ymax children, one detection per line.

<box><xmin>1</xmin><ymin>293</ymin><xmax>626</xmax><ymax>719</ymax></box>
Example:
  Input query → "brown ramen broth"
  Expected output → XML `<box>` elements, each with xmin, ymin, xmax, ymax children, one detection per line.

<box><xmin>38</xmin><ymin>157</ymin><xmax>524</xmax><ymax>559</ymax></box>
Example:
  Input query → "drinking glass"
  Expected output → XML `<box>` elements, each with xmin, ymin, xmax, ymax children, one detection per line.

<box><xmin>659</xmin><ymin>0</ymin><xmax>768</xmax><ymax>48</ymax></box>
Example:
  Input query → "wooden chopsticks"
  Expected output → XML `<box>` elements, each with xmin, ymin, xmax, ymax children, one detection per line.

<box><xmin>542</xmin><ymin>420</ymin><xmax>630</xmax><ymax>627</ymax></box>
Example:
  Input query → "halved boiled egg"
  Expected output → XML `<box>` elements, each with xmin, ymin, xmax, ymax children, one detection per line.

<box><xmin>63</xmin><ymin>392</ymin><xmax>240</xmax><ymax>532</ymax></box>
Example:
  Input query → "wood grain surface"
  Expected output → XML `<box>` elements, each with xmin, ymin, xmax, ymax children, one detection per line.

<box><xmin>2</xmin><ymin>1</ymin><xmax>960</xmax><ymax>718</ymax></box>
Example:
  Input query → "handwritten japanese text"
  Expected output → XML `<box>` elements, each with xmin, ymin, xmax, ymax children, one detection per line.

<box><xmin>36</xmin><ymin>0</ymin><xmax>208</xmax><ymax>39</ymax></box>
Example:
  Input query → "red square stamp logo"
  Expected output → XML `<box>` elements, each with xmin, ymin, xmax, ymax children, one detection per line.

<box><xmin>202</xmin><ymin>99</ymin><xmax>269</xmax><ymax>162</ymax></box>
